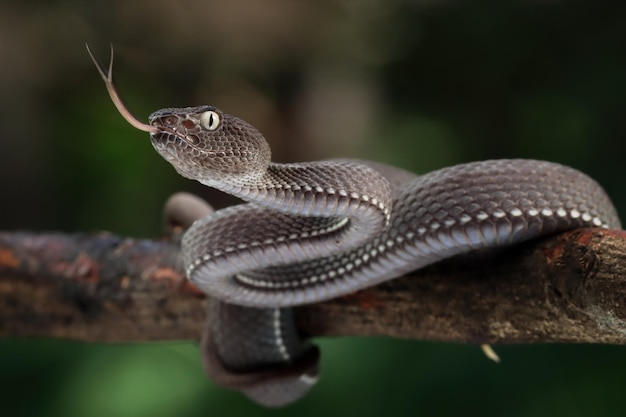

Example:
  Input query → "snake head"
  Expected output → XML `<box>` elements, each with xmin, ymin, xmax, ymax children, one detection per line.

<box><xmin>148</xmin><ymin>106</ymin><xmax>272</xmax><ymax>186</ymax></box>
<box><xmin>86</xmin><ymin>45</ymin><xmax>271</xmax><ymax>188</ymax></box>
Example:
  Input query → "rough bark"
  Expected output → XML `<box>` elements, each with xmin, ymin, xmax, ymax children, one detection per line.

<box><xmin>1</xmin><ymin>229</ymin><xmax>626</xmax><ymax>345</ymax></box>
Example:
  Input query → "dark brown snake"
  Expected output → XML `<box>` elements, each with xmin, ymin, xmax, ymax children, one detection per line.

<box><xmin>88</xmin><ymin>47</ymin><xmax>620</xmax><ymax>407</ymax></box>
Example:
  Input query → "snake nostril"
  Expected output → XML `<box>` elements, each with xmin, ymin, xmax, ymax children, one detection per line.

<box><xmin>163</xmin><ymin>116</ymin><xmax>177</xmax><ymax>126</ymax></box>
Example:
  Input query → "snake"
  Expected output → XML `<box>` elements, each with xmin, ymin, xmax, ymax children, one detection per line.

<box><xmin>88</xmin><ymin>46</ymin><xmax>620</xmax><ymax>407</ymax></box>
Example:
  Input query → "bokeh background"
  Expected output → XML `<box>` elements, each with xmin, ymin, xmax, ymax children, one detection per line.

<box><xmin>1</xmin><ymin>1</ymin><xmax>626</xmax><ymax>416</ymax></box>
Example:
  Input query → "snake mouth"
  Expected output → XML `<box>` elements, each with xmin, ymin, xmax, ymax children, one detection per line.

<box><xmin>148</xmin><ymin>130</ymin><xmax>181</xmax><ymax>154</ymax></box>
<box><xmin>149</xmin><ymin>127</ymin><xmax>178</xmax><ymax>142</ymax></box>
<box><xmin>148</xmin><ymin>119</ymin><xmax>200</xmax><ymax>151</ymax></box>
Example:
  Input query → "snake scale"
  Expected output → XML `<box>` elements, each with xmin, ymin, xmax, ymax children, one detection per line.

<box><xmin>88</xmin><ymin>47</ymin><xmax>620</xmax><ymax>407</ymax></box>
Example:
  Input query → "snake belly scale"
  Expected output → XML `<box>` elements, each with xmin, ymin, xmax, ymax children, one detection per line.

<box><xmin>88</xmin><ymin>48</ymin><xmax>621</xmax><ymax>407</ymax></box>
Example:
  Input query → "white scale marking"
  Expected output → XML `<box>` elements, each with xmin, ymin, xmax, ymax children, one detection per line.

<box><xmin>299</xmin><ymin>374</ymin><xmax>319</xmax><ymax>385</ymax></box>
<box><xmin>191</xmin><ymin>183</ymin><xmax>612</xmax><ymax>292</ymax></box>
<box><xmin>459</xmin><ymin>214</ymin><xmax>472</xmax><ymax>224</ymax></box>
<box><xmin>272</xmin><ymin>309</ymin><xmax>290</xmax><ymax>361</ymax></box>
<box><xmin>476</xmin><ymin>212</ymin><xmax>488</xmax><ymax>221</ymax></box>
<box><xmin>492</xmin><ymin>209</ymin><xmax>505</xmax><ymax>219</ymax></box>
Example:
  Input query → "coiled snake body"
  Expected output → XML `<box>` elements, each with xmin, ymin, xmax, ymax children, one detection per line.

<box><xmin>89</xmin><ymin>48</ymin><xmax>620</xmax><ymax>407</ymax></box>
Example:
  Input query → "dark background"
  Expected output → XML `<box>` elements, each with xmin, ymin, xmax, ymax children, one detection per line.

<box><xmin>1</xmin><ymin>1</ymin><xmax>626</xmax><ymax>416</ymax></box>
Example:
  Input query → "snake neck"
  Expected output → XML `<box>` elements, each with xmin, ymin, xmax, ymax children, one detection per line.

<box><xmin>202</xmin><ymin>160</ymin><xmax>393</xmax><ymax>235</ymax></box>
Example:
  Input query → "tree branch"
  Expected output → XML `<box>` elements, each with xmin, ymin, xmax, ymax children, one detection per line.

<box><xmin>2</xmin><ymin>229</ymin><xmax>626</xmax><ymax>345</ymax></box>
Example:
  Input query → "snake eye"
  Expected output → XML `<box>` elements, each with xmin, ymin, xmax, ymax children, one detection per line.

<box><xmin>200</xmin><ymin>111</ymin><xmax>221</xmax><ymax>131</ymax></box>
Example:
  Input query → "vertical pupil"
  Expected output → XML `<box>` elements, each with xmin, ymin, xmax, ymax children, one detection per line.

<box><xmin>201</xmin><ymin>111</ymin><xmax>218</xmax><ymax>130</ymax></box>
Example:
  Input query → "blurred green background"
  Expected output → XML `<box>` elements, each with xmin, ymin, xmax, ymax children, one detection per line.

<box><xmin>1</xmin><ymin>1</ymin><xmax>626</xmax><ymax>416</ymax></box>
